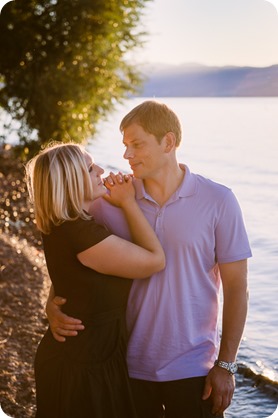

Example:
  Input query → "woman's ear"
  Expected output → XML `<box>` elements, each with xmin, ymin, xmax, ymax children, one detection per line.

<box><xmin>164</xmin><ymin>132</ymin><xmax>177</xmax><ymax>153</ymax></box>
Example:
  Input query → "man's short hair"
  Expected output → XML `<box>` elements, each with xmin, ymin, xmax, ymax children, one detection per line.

<box><xmin>120</xmin><ymin>101</ymin><xmax>182</xmax><ymax>147</ymax></box>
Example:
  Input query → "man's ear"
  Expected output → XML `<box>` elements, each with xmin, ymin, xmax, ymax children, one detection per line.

<box><xmin>164</xmin><ymin>132</ymin><xmax>177</xmax><ymax>153</ymax></box>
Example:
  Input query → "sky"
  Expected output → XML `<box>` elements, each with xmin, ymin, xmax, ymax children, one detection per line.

<box><xmin>131</xmin><ymin>0</ymin><xmax>278</xmax><ymax>67</ymax></box>
<box><xmin>0</xmin><ymin>0</ymin><xmax>277</xmax><ymax>67</ymax></box>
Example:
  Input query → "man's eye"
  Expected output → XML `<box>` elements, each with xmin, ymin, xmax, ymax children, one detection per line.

<box><xmin>88</xmin><ymin>166</ymin><xmax>93</xmax><ymax>173</ymax></box>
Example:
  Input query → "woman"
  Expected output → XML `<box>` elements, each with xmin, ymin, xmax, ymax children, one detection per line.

<box><xmin>25</xmin><ymin>142</ymin><xmax>165</xmax><ymax>418</ymax></box>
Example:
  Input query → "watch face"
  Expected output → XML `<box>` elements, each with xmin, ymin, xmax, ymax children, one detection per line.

<box><xmin>230</xmin><ymin>363</ymin><xmax>238</xmax><ymax>373</ymax></box>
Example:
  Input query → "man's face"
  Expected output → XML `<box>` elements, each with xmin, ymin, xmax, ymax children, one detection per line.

<box><xmin>122</xmin><ymin>123</ymin><xmax>166</xmax><ymax>179</ymax></box>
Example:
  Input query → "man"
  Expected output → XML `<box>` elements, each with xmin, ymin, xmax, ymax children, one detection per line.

<box><xmin>47</xmin><ymin>101</ymin><xmax>251</xmax><ymax>417</ymax></box>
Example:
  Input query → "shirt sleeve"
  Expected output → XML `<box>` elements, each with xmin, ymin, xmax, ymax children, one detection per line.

<box><xmin>64</xmin><ymin>217</ymin><xmax>112</xmax><ymax>254</ymax></box>
<box><xmin>215</xmin><ymin>189</ymin><xmax>252</xmax><ymax>263</ymax></box>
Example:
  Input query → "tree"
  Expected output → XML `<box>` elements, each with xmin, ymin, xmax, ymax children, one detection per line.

<box><xmin>0</xmin><ymin>0</ymin><xmax>149</xmax><ymax>155</ymax></box>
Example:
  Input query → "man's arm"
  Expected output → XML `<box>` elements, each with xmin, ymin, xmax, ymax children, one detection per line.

<box><xmin>46</xmin><ymin>285</ymin><xmax>85</xmax><ymax>342</ymax></box>
<box><xmin>202</xmin><ymin>259</ymin><xmax>249</xmax><ymax>416</ymax></box>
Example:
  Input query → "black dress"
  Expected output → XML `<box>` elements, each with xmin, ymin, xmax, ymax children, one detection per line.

<box><xmin>35</xmin><ymin>217</ymin><xmax>137</xmax><ymax>418</ymax></box>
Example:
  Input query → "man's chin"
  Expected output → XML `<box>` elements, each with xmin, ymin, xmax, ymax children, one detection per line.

<box><xmin>131</xmin><ymin>171</ymin><xmax>143</xmax><ymax>179</ymax></box>
<box><xmin>130</xmin><ymin>167</ymin><xmax>142</xmax><ymax>178</ymax></box>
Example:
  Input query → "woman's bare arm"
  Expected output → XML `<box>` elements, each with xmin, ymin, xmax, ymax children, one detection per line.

<box><xmin>77</xmin><ymin>173</ymin><xmax>165</xmax><ymax>278</ymax></box>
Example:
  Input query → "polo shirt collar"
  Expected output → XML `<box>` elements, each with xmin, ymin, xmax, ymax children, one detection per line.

<box><xmin>134</xmin><ymin>164</ymin><xmax>197</xmax><ymax>201</ymax></box>
<box><xmin>177</xmin><ymin>164</ymin><xmax>197</xmax><ymax>197</ymax></box>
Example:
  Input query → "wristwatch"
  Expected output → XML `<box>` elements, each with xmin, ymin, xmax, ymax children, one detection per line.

<box><xmin>214</xmin><ymin>359</ymin><xmax>238</xmax><ymax>375</ymax></box>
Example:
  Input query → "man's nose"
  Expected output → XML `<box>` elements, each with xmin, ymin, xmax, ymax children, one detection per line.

<box><xmin>123</xmin><ymin>147</ymin><xmax>133</xmax><ymax>160</ymax></box>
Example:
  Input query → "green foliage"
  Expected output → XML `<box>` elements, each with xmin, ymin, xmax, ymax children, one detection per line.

<box><xmin>0</xmin><ymin>0</ymin><xmax>148</xmax><ymax>155</ymax></box>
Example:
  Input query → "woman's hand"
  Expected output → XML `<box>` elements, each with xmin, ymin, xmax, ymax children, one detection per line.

<box><xmin>103</xmin><ymin>172</ymin><xmax>135</xmax><ymax>207</ymax></box>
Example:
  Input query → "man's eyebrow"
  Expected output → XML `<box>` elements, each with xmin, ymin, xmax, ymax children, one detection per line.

<box><xmin>122</xmin><ymin>138</ymin><xmax>142</xmax><ymax>144</ymax></box>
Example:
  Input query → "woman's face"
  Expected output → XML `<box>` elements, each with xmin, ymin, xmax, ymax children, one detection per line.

<box><xmin>85</xmin><ymin>153</ymin><xmax>106</xmax><ymax>200</ymax></box>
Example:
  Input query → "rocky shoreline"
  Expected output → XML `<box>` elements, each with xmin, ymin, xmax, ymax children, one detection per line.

<box><xmin>0</xmin><ymin>146</ymin><xmax>50</xmax><ymax>418</ymax></box>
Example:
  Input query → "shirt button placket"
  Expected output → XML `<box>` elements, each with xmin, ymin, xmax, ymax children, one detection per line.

<box><xmin>155</xmin><ymin>209</ymin><xmax>164</xmax><ymax>234</ymax></box>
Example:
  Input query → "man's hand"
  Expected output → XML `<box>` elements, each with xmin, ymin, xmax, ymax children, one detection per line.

<box><xmin>46</xmin><ymin>296</ymin><xmax>85</xmax><ymax>342</ymax></box>
<box><xmin>202</xmin><ymin>366</ymin><xmax>235</xmax><ymax>416</ymax></box>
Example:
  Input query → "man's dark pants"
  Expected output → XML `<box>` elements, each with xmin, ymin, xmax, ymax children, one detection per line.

<box><xmin>130</xmin><ymin>376</ymin><xmax>224</xmax><ymax>418</ymax></box>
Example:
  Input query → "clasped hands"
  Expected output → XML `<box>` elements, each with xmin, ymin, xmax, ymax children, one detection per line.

<box><xmin>103</xmin><ymin>172</ymin><xmax>135</xmax><ymax>207</ymax></box>
<box><xmin>103</xmin><ymin>171</ymin><xmax>132</xmax><ymax>187</ymax></box>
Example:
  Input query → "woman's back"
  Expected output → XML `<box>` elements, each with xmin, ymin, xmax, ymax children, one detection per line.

<box><xmin>42</xmin><ymin>217</ymin><xmax>132</xmax><ymax>319</ymax></box>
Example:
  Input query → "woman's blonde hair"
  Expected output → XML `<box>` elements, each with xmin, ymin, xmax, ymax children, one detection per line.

<box><xmin>25</xmin><ymin>142</ymin><xmax>93</xmax><ymax>234</ymax></box>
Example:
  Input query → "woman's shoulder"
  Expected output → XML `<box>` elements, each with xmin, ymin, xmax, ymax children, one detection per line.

<box><xmin>57</xmin><ymin>216</ymin><xmax>108</xmax><ymax>235</ymax></box>
<box><xmin>64</xmin><ymin>216</ymin><xmax>112</xmax><ymax>252</ymax></box>
<box><xmin>43</xmin><ymin>216</ymin><xmax>112</xmax><ymax>254</ymax></box>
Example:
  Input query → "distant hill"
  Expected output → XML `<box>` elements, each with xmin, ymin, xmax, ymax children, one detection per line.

<box><xmin>138</xmin><ymin>64</ymin><xmax>278</xmax><ymax>97</ymax></box>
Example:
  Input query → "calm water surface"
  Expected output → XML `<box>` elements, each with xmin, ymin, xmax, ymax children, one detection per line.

<box><xmin>88</xmin><ymin>97</ymin><xmax>278</xmax><ymax>418</ymax></box>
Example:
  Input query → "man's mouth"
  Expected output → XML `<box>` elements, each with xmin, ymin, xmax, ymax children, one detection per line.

<box><xmin>130</xmin><ymin>162</ymin><xmax>141</xmax><ymax>170</ymax></box>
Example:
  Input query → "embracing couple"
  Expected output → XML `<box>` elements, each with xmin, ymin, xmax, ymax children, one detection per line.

<box><xmin>26</xmin><ymin>100</ymin><xmax>251</xmax><ymax>418</ymax></box>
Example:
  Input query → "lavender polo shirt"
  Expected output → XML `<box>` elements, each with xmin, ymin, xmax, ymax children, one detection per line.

<box><xmin>91</xmin><ymin>165</ymin><xmax>252</xmax><ymax>382</ymax></box>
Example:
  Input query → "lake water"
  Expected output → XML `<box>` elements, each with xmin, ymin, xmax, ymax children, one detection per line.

<box><xmin>87</xmin><ymin>97</ymin><xmax>278</xmax><ymax>418</ymax></box>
